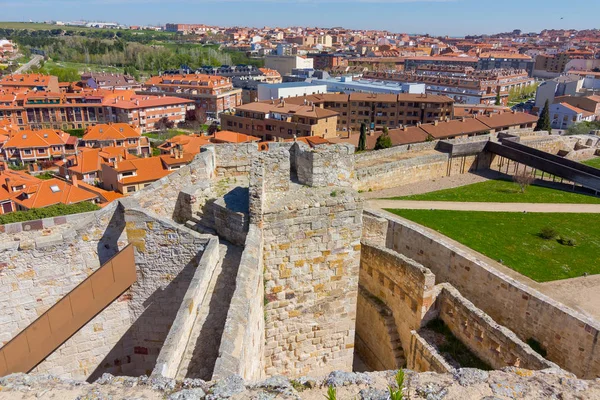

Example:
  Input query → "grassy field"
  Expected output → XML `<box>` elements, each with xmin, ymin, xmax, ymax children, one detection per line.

<box><xmin>387</xmin><ymin>209</ymin><xmax>600</xmax><ymax>282</ymax></box>
<box><xmin>388</xmin><ymin>179</ymin><xmax>600</xmax><ymax>204</ymax></box>
<box><xmin>43</xmin><ymin>60</ymin><xmax>124</xmax><ymax>74</ymax></box>
<box><xmin>143</xmin><ymin>129</ymin><xmax>191</xmax><ymax>140</ymax></box>
<box><xmin>582</xmin><ymin>158</ymin><xmax>600</xmax><ymax>169</ymax></box>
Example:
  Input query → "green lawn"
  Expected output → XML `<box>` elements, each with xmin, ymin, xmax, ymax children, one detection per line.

<box><xmin>387</xmin><ymin>209</ymin><xmax>600</xmax><ymax>282</ymax></box>
<box><xmin>143</xmin><ymin>129</ymin><xmax>191</xmax><ymax>140</ymax></box>
<box><xmin>44</xmin><ymin>60</ymin><xmax>123</xmax><ymax>74</ymax></box>
<box><xmin>582</xmin><ymin>158</ymin><xmax>600</xmax><ymax>169</ymax></box>
<box><xmin>388</xmin><ymin>180</ymin><xmax>600</xmax><ymax>204</ymax></box>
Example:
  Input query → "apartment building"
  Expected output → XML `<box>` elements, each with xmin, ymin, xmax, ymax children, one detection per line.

<box><xmin>0</xmin><ymin>74</ymin><xmax>60</xmax><ymax>93</ymax></box>
<box><xmin>554</xmin><ymin>95</ymin><xmax>600</xmax><ymax>116</ymax></box>
<box><xmin>142</xmin><ymin>74</ymin><xmax>242</xmax><ymax>121</ymax></box>
<box><xmin>0</xmin><ymin>88</ymin><xmax>194</xmax><ymax>132</ymax></box>
<box><xmin>101</xmin><ymin>152</ymin><xmax>194</xmax><ymax>194</ymax></box>
<box><xmin>264</xmin><ymin>55</ymin><xmax>314</xmax><ymax>75</ymax></box>
<box><xmin>103</xmin><ymin>93</ymin><xmax>194</xmax><ymax>132</ymax></box>
<box><xmin>307</xmin><ymin>53</ymin><xmax>348</xmax><ymax>70</ymax></box>
<box><xmin>477</xmin><ymin>53</ymin><xmax>535</xmax><ymax>76</ymax></box>
<box><xmin>221</xmin><ymin>100</ymin><xmax>338</xmax><ymax>141</ymax></box>
<box><xmin>2</xmin><ymin>129</ymin><xmax>77</xmax><ymax>165</ymax></box>
<box><xmin>285</xmin><ymin>93</ymin><xmax>454</xmax><ymax>132</ymax></box>
<box><xmin>364</xmin><ymin>68</ymin><xmax>534</xmax><ymax>105</ymax></box>
<box><xmin>404</xmin><ymin>56</ymin><xmax>479</xmax><ymax>71</ymax></box>
<box><xmin>534</xmin><ymin>53</ymin><xmax>571</xmax><ymax>74</ymax></box>
<box><xmin>79</xmin><ymin>123</ymin><xmax>151</xmax><ymax>156</ymax></box>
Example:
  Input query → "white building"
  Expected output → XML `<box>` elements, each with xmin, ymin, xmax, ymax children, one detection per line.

<box><xmin>265</xmin><ymin>55</ymin><xmax>314</xmax><ymax>76</ymax></box>
<box><xmin>310</xmin><ymin>76</ymin><xmax>425</xmax><ymax>95</ymax></box>
<box><xmin>257</xmin><ymin>82</ymin><xmax>327</xmax><ymax>101</ymax></box>
<box><xmin>549</xmin><ymin>102</ymin><xmax>596</xmax><ymax>130</ymax></box>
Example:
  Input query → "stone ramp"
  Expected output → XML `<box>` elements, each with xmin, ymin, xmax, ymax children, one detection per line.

<box><xmin>175</xmin><ymin>241</ymin><xmax>242</xmax><ymax>380</ymax></box>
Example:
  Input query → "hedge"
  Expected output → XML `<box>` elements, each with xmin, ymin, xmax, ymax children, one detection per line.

<box><xmin>0</xmin><ymin>202</ymin><xmax>100</xmax><ymax>225</ymax></box>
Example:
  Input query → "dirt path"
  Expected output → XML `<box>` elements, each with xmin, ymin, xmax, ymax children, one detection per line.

<box><xmin>367</xmin><ymin>200</ymin><xmax>600</xmax><ymax>213</ymax></box>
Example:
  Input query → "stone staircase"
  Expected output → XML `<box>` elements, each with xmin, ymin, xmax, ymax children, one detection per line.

<box><xmin>175</xmin><ymin>240</ymin><xmax>242</xmax><ymax>380</ymax></box>
<box><xmin>383</xmin><ymin>309</ymin><xmax>406</xmax><ymax>368</ymax></box>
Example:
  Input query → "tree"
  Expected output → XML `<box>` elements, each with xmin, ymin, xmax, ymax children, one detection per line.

<box><xmin>535</xmin><ymin>100</ymin><xmax>552</xmax><ymax>133</ymax></box>
<box><xmin>207</xmin><ymin>121</ymin><xmax>219</xmax><ymax>135</ymax></box>
<box><xmin>513</xmin><ymin>170</ymin><xmax>535</xmax><ymax>193</ymax></box>
<box><xmin>374</xmin><ymin>127</ymin><xmax>393</xmax><ymax>150</ymax></box>
<box><xmin>154</xmin><ymin>117</ymin><xmax>174</xmax><ymax>139</ymax></box>
<box><xmin>495</xmin><ymin>91</ymin><xmax>502</xmax><ymax>106</ymax></box>
<box><xmin>358</xmin><ymin>123</ymin><xmax>367</xmax><ymax>152</ymax></box>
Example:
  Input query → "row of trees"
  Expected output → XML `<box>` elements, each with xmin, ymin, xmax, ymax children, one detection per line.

<box><xmin>7</xmin><ymin>29</ymin><xmax>263</xmax><ymax>76</ymax></box>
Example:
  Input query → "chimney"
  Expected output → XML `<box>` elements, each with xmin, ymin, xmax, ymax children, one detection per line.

<box><xmin>72</xmin><ymin>175</ymin><xmax>79</xmax><ymax>188</ymax></box>
<box><xmin>433</xmin><ymin>120</ymin><xmax>438</xmax><ymax>126</ymax></box>
<box><xmin>170</xmin><ymin>148</ymin><xmax>175</xmax><ymax>156</ymax></box>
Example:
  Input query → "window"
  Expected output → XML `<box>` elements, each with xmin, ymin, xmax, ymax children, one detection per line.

<box><xmin>50</xmin><ymin>185</ymin><xmax>60</xmax><ymax>193</ymax></box>
<box><xmin>127</xmin><ymin>186</ymin><xmax>137</xmax><ymax>193</ymax></box>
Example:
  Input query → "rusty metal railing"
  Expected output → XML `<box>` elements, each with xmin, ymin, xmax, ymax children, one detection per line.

<box><xmin>0</xmin><ymin>244</ymin><xmax>137</xmax><ymax>376</ymax></box>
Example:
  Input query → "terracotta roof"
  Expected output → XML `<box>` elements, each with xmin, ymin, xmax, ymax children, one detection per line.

<box><xmin>211</xmin><ymin>130</ymin><xmax>261</xmax><ymax>143</ymax></box>
<box><xmin>420</xmin><ymin>118</ymin><xmax>490</xmax><ymax>139</ymax></box>
<box><xmin>113</xmin><ymin>154</ymin><xmax>194</xmax><ymax>185</ymax></box>
<box><xmin>330</xmin><ymin>129</ymin><xmax>427</xmax><ymax>148</ymax></box>
<box><xmin>3</xmin><ymin>129</ymin><xmax>72</xmax><ymax>149</ymax></box>
<box><xmin>476</xmin><ymin>112</ymin><xmax>539</xmax><ymax>129</ymax></box>
<box><xmin>235</xmin><ymin>102</ymin><xmax>338</xmax><ymax>119</ymax></box>
<box><xmin>74</xmin><ymin>181</ymin><xmax>124</xmax><ymax>206</ymax></box>
<box><xmin>0</xmin><ymin>74</ymin><xmax>53</xmax><ymax>87</ymax></box>
<box><xmin>83</xmin><ymin>123</ymin><xmax>141</xmax><ymax>141</ymax></box>
<box><xmin>158</xmin><ymin>134</ymin><xmax>211</xmax><ymax>155</ymax></box>
<box><xmin>12</xmin><ymin>178</ymin><xmax>98</xmax><ymax>209</ymax></box>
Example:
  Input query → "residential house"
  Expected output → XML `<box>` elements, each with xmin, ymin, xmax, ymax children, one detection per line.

<box><xmin>56</xmin><ymin>146</ymin><xmax>138</xmax><ymax>184</ymax></box>
<box><xmin>2</xmin><ymin>129</ymin><xmax>77</xmax><ymax>165</ymax></box>
<box><xmin>80</xmin><ymin>123</ymin><xmax>151</xmax><ymax>155</ymax></box>
<box><xmin>0</xmin><ymin>165</ymin><xmax>99</xmax><ymax>214</ymax></box>
<box><xmin>549</xmin><ymin>102</ymin><xmax>596</xmax><ymax>130</ymax></box>
<box><xmin>101</xmin><ymin>152</ymin><xmax>195</xmax><ymax>194</ymax></box>
<box><xmin>80</xmin><ymin>72</ymin><xmax>142</xmax><ymax>90</ymax></box>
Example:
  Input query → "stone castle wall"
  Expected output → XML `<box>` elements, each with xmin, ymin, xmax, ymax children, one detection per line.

<box><xmin>376</xmin><ymin>209</ymin><xmax>600</xmax><ymax>379</ymax></box>
<box><xmin>212</xmin><ymin>224</ymin><xmax>265</xmax><ymax>382</ymax></box>
<box><xmin>358</xmin><ymin>244</ymin><xmax>436</xmax><ymax>361</ymax></box>
<box><xmin>121</xmin><ymin>207</ymin><xmax>211</xmax><ymax>377</ymax></box>
<box><xmin>435</xmin><ymin>284</ymin><xmax>557</xmax><ymax>371</ymax></box>
<box><xmin>152</xmin><ymin>238</ymin><xmax>220</xmax><ymax>379</ymax></box>
<box><xmin>0</xmin><ymin>202</ymin><xmax>129</xmax><ymax>380</ymax></box>
<box><xmin>209</xmin><ymin>143</ymin><xmax>259</xmax><ymax>178</ymax></box>
<box><xmin>355</xmin><ymin>288</ymin><xmax>401</xmax><ymax>371</ymax></box>
<box><xmin>254</xmin><ymin>146</ymin><xmax>363</xmax><ymax>378</ymax></box>
<box><xmin>407</xmin><ymin>331</ymin><xmax>454</xmax><ymax>373</ymax></box>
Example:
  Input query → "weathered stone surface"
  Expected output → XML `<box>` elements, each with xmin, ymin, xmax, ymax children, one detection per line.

<box><xmin>1</xmin><ymin>369</ymin><xmax>600</xmax><ymax>399</ymax></box>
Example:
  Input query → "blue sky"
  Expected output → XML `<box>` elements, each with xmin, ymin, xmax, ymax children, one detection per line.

<box><xmin>2</xmin><ymin>0</ymin><xmax>599</xmax><ymax>37</ymax></box>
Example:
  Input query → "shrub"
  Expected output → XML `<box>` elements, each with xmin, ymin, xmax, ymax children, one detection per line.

<box><xmin>330</xmin><ymin>190</ymin><xmax>337</xmax><ymax>197</ymax></box>
<box><xmin>539</xmin><ymin>227</ymin><xmax>558</xmax><ymax>240</ymax></box>
<box><xmin>388</xmin><ymin>369</ymin><xmax>405</xmax><ymax>400</ymax></box>
<box><xmin>557</xmin><ymin>236</ymin><xmax>577</xmax><ymax>247</ymax></box>
<box><xmin>0</xmin><ymin>202</ymin><xmax>100</xmax><ymax>225</ymax></box>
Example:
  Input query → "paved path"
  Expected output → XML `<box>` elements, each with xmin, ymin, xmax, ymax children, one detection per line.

<box><xmin>367</xmin><ymin>200</ymin><xmax>600</xmax><ymax>213</ymax></box>
<box><xmin>14</xmin><ymin>55</ymin><xmax>43</xmax><ymax>74</ymax></box>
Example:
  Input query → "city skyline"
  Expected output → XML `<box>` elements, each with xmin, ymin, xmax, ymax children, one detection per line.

<box><xmin>2</xmin><ymin>0</ymin><xmax>599</xmax><ymax>37</ymax></box>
